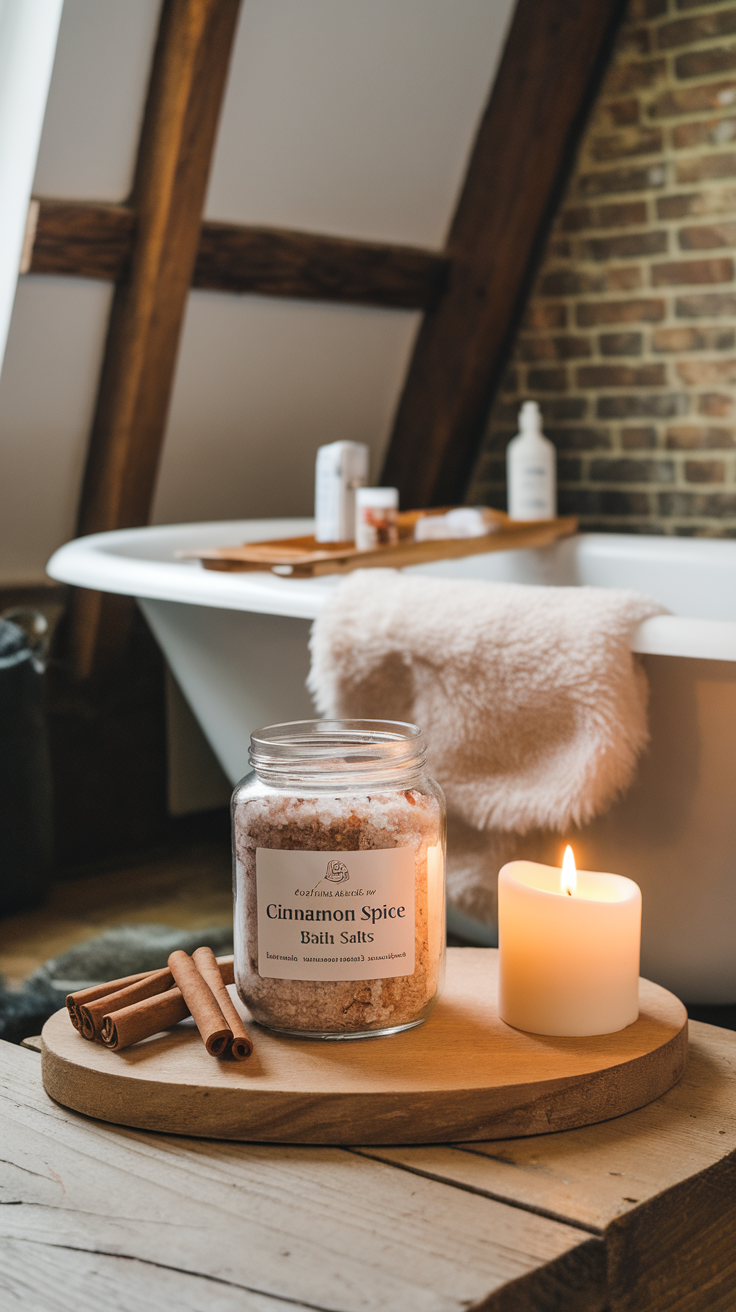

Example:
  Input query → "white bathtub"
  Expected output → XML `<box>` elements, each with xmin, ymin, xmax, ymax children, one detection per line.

<box><xmin>48</xmin><ymin>520</ymin><xmax>736</xmax><ymax>1002</ymax></box>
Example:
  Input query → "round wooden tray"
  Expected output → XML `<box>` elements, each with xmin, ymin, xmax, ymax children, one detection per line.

<box><xmin>41</xmin><ymin>948</ymin><xmax>687</xmax><ymax>1145</ymax></box>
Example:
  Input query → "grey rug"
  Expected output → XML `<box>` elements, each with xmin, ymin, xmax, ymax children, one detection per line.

<box><xmin>0</xmin><ymin>922</ymin><xmax>233</xmax><ymax>1045</ymax></box>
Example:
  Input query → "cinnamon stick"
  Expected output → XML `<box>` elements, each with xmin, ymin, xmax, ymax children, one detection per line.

<box><xmin>193</xmin><ymin>946</ymin><xmax>253</xmax><ymax>1060</ymax></box>
<box><xmin>218</xmin><ymin>956</ymin><xmax>235</xmax><ymax>986</ymax></box>
<box><xmin>66</xmin><ymin>968</ymin><xmax>156</xmax><ymax>1030</ymax></box>
<box><xmin>66</xmin><ymin>956</ymin><xmax>232</xmax><ymax>1033</ymax></box>
<box><xmin>100</xmin><ymin>986</ymin><xmax>189</xmax><ymax>1051</ymax></box>
<box><xmin>70</xmin><ymin>953</ymin><xmax>237</xmax><ymax>1053</ymax></box>
<box><xmin>78</xmin><ymin>967</ymin><xmax>173</xmax><ymax>1041</ymax></box>
<box><xmin>168</xmin><ymin>950</ymin><xmax>232</xmax><ymax>1057</ymax></box>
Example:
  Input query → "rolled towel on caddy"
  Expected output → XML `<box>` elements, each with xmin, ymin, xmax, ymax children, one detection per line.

<box><xmin>308</xmin><ymin>570</ymin><xmax>665</xmax><ymax>933</ymax></box>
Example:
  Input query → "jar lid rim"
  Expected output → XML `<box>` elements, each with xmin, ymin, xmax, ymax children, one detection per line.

<box><xmin>249</xmin><ymin>718</ymin><xmax>425</xmax><ymax>772</ymax></box>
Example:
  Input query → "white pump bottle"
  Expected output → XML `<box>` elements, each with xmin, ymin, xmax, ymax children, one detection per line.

<box><xmin>506</xmin><ymin>400</ymin><xmax>556</xmax><ymax>520</ymax></box>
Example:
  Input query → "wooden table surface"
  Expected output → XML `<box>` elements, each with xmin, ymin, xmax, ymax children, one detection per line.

<box><xmin>2</xmin><ymin>1020</ymin><xmax>736</xmax><ymax>1312</ymax></box>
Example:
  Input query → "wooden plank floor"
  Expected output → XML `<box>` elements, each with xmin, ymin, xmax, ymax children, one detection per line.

<box><xmin>0</xmin><ymin>834</ymin><xmax>232</xmax><ymax>986</ymax></box>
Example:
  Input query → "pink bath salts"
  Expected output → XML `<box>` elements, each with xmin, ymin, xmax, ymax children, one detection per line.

<box><xmin>233</xmin><ymin>788</ymin><xmax>445</xmax><ymax>1035</ymax></box>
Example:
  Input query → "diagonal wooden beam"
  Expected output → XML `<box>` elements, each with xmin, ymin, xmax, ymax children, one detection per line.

<box><xmin>380</xmin><ymin>0</ymin><xmax>627</xmax><ymax>508</ymax></box>
<box><xmin>29</xmin><ymin>198</ymin><xmax>447</xmax><ymax>309</ymax></box>
<box><xmin>68</xmin><ymin>0</ymin><xmax>242</xmax><ymax>679</ymax></box>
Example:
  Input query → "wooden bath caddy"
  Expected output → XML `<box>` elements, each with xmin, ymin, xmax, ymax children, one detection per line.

<box><xmin>182</xmin><ymin>511</ymin><xmax>578</xmax><ymax>577</ymax></box>
<box><xmin>41</xmin><ymin>950</ymin><xmax>687</xmax><ymax>1145</ymax></box>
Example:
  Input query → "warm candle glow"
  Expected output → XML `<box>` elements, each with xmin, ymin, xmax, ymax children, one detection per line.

<box><xmin>498</xmin><ymin>858</ymin><xmax>642</xmax><ymax>1035</ymax></box>
<box><xmin>561</xmin><ymin>845</ymin><xmax>577</xmax><ymax>897</ymax></box>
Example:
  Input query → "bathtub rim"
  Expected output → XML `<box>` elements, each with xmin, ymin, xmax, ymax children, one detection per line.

<box><xmin>46</xmin><ymin>519</ymin><xmax>736</xmax><ymax>662</ymax></box>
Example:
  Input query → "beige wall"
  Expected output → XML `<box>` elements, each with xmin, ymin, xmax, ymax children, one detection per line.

<box><xmin>0</xmin><ymin>0</ymin><xmax>514</xmax><ymax>584</ymax></box>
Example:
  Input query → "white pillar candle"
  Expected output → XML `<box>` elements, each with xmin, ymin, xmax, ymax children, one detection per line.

<box><xmin>498</xmin><ymin>849</ymin><xmax>641</xmax><ymax>1036</ymax></box>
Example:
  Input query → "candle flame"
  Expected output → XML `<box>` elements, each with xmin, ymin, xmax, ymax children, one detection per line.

<box><xmin>561</xmin><ymin>845</ymin><xmax>577</xmax><ymax>897</ymax></box>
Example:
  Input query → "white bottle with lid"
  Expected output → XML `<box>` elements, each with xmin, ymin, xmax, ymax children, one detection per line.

<box><xmin>314</xmin><ymin>441</ymin><xmax>369</xmax><ymax>542</ymax></box>
<box><xmin>506</xmin><ymin>400</ymin><xmax>557</xmax><ymax>521</ymax></box>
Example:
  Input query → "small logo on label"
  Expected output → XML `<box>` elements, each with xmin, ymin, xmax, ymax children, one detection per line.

<box><xmin>324</xmin><ymin>860</ymin><xmax>349</xmax><ymax>884</ymax></box>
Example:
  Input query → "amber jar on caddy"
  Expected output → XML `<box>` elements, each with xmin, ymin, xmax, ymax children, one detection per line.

<box><xmin>232</xmin><ymin>719</ymin><xmax>446</xmax><ymax>1039</ymax></box>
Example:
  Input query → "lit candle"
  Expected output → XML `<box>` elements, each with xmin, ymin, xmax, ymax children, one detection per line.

<box><xmin>498</xmin><ymin>847</ymin><xmax>641</xmax><ymax>1036</ymax></box>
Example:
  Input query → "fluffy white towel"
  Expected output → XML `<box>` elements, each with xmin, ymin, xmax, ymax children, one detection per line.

<box><xmin>308</xmin><ymin>570</ymin><xmax>665</xmax><ymax>924</ymax></box>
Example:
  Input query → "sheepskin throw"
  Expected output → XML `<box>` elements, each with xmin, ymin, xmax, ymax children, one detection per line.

<box><xmin>308</xmin><ymin>570</ymin><xmax>664</xmax><ymax>922</ymax></box>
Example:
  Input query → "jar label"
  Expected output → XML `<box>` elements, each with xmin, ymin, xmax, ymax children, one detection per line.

<box><xmin>256</xmin><ymin>846</ymin><xmax>416</xmax><ymax>980</ymax></box>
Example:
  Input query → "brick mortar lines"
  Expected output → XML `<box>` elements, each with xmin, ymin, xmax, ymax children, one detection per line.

<box><xmin>470</xmin><ymin>0</ymin><xmax>736</xmax><ymax>535</ymax></box>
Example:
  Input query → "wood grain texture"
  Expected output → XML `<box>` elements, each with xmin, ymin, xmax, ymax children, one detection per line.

<box><xmin>30</xmin><ymin>200</ymin><xmax>134</xmax><ymax>281</ymax></box>
<box><xmin>29</xmin><ymin>199</ymin><xmax>447</xmax><ymax>309</ymax></box>
<box><xmin>1</xmin><ymin>1044</ymin><xmax>592</xmax><ymax>1312</ymax></box>
<box><xmin>473</xmin><ymin>1239</ymin><xmax>608</xmax><ymax>1312</ymax></box>
<box><xmin>193</xmin><ymin>220</ymin><xmax>446</xmax><ymax>307</ymax></box>
<box><xmin>40</xmin><ymin>949</ymin><xmax>686</xmax><ymax>1145</ymax></box>
<box><xmin>381</xmin><ymin>0</ymin><xmax>627</xmax><ymax>507</ymax></box>
<box><xmin>0</xmin><ymin>1237</ymin><xmax>308</xmax><ymax>1312</ymax></box>
<box><xmin>68</xmin><ymin>0</ymin><xmax>241</xmax><ymax>678</ymax></box>
<box><xmin>605</xmin><ymin>1149</ymin><xmax>736</xmax><ymax>1312</ymax></box>
<box><xmin>190</xmin><ymin>516</ymin><xmax>578</xmax><ymax>576</ymax></box>
<box><xmin>5</xmin><ymin>1023</ymin><xmax>736</xmax><ymax>1310</ymax></box>
<box><xmin>356</xmin><ymin>1020</ymin><xmax>736</xmax><ymax>1219</ymax></box>
<box><xmin>356</xmin><ymin>1022</ymin><xmax>736</xmax><ymax>1311</ymax></box>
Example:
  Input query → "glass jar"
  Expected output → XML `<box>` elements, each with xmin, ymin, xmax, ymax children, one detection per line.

<box><xmin>232</xmin><ymin>719</ymin><xmax>446</xmax><ymax>1039</ymax></box>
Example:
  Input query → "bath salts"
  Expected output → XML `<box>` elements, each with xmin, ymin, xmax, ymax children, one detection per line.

<box><xmin>232</xmin><ymin>721</ymin><xmax>446</xmax><ymax>1038</ymax></box>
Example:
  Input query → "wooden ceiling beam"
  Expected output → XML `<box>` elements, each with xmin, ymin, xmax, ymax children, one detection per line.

<box><xmin>29</xmin><ymin>198</ymin><xmax>447</xmax><ymax>310</ymax></box>
<box><xmin>193</xmin><ymin>220</ymin><xmax>446</xmax><ymax>308</ymax></box>
<box><xmin>58</xmin><ymin>0</ymin><xmax>625</xmax><ymax>677</ymax></box>
<box><xmin>30</xmin><ymin>200</ymin><xmax>135</xmax><ymax>281</ymax></box>
<box><xmin>380</xmin><ymin>0</ymin><xmax>627</xmax><ymax>508</ymax></box>
<box><xmin>68</xmin><ymin>0</ymin><xmax>242</xmax><ymax>679</ymax></box>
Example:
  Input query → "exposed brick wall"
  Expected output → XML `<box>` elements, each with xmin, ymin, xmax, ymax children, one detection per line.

<box><xmin>469</xmin><ymin>0</ymin><xmax>736</xmax><ymax>534</ymax></box>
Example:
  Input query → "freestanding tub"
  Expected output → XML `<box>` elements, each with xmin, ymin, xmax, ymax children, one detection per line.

<box><xmin>48</xmin><ymin>519</ymin><xmax>736</xmax><ymax>1002</ymax></box>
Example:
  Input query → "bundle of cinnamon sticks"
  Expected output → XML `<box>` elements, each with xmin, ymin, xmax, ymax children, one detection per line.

<box><xmin>65</xmin><ymin>947</ymin><xmax>252</xmax><ymax>1061</ymax></box>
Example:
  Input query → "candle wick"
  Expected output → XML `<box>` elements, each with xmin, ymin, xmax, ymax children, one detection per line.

<box><xmin>566</xmin><ymin>888</ymin><xmax>572</xmax><ymax>896</ymax></box>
